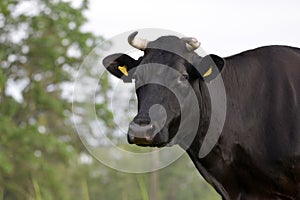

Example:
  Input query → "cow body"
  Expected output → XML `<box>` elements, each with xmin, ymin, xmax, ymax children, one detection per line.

<box><xmin>188</xmin><ymin>46</ymin><xmax>300</xmax><ymax>199</ymax></box>
<box><xmin>103</xmin><ymin>33</ymin><xmax>300</xmax><ymax>199</ymax></box>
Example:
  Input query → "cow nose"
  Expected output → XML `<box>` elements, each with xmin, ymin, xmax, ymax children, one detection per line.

<box><xmin>127</xmin><ymin>122</ymin><xmax>157</xmax><ymax>145</ymax></box>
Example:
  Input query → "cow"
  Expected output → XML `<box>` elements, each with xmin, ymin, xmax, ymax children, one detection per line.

<box><xmin>103</xmin><ymin>31</ymin><xmax>300</xmax><ymax>200</ymax></box>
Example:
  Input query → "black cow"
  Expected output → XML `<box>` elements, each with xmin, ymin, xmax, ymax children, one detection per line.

<box><xmin>103</xmin><ymin>32</ymin><xmax>300</xmax><ymax>200</ymax></box>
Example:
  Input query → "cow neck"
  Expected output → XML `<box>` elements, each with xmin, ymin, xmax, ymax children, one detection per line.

<box><xmin>194</xmin><ymin>78</ymin><xmax>212</xmax><ymax>152</ymax></box>
<box><xmin>184</xmin><ymin>80</ymin><xmax>229</xmax><ymax>199</ymax></box>
<box><xmin>178</xmin><ymin>78</ymin><xmax>211</xmax><ymax>152</ymax></box>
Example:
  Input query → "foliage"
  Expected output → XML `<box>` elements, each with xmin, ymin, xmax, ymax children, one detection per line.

<box><xmin>0</xmin><ymin>0</ymin><xmax>101</xmax><ymax>198</ymax></box>
<box><xmin>75</xmin><ymin>152</ymin><xmax>220</xmax><ymax>200</ymax></box>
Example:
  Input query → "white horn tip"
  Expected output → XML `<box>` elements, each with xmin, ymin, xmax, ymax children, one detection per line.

<box><xmin>128</xmin><ymin>31</ymin><xmax>148</xmax><ymax>50</ymax></box>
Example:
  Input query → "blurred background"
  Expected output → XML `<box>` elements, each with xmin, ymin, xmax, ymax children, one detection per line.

<box><xmin>1</xmin><ymin>0</ymin><xmax>299</xmax><ymax>199</ymax></box>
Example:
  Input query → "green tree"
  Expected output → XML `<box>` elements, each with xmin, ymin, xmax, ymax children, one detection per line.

<box><xmin>75</xmin><ymin>151</ymin><xmax>220</xmax><ymax>200</ymax></box>
<box><xmin>0</xmin><ymin>0</ymin><xmax>104</xmax><ymax>199</ymax></box>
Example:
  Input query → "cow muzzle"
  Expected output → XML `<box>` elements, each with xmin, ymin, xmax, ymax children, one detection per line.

<box><xmin>127</xmin><ymin>122</ymin><xmax>159</xmax><ymax>145</ymax></box>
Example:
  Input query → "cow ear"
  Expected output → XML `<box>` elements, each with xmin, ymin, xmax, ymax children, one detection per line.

<box><xmin>193</xmin><ymin>54</ymin><xmax>225</xmax><ymax>82</ymax></box>
<box><xmin>102</xmin><ymin>53</ymin><xmax>138</xmax><ymax>82</ymax></box>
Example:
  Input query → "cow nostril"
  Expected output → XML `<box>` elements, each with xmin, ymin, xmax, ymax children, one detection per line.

<box><xmin>128</xmin><ymin>133</ymin><xmax>135</xmax><ymax>144</ymax></box>
<box><xmin>150</xmin><ymin>124</ymin><xmax>154</xmax><ymax>129</ymax></box>
<box><xmin>128</xmin><ymin>122</ymin><xmax>158</xmax><ymax>145</ymax></box>
<box><xmin>133</xmin><ymin>116</ymin><xmax>151</xmax><ymax>125</ymax></box>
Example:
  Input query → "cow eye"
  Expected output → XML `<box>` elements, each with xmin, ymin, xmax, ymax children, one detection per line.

<box><xmin>179</xmin><ymin>74</ymin><xmax>189</xmax><ymax>82</ymax></box>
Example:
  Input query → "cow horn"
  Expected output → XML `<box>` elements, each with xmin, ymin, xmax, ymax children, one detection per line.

<box><xmin>128</xmin><ymin>31</ymin><xmax>148</xmax><ymax>50</ymax></box>
<box><xmin>181</xmin><ymin>37</ymin><xmax>201</xmax><ymax>51</ymax></box>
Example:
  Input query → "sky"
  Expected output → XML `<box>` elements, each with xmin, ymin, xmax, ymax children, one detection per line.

<box><xmin>83</xmin><ymin>0</ymin><xmax>300</xmax><ymax>56</ymax></box>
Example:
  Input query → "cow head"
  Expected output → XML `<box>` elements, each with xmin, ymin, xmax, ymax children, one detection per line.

<box><xmin>103</xmin><ymin>32</ymin><xmax>225</xmax><ymax>148</ymax></box>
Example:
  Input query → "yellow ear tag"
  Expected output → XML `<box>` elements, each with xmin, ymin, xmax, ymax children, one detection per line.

<box><xmin>118</xmin><ymin>66</ymin><xmax>128</xmax><ymax>76</ymax></box>
<box><xmin>203</xmin><ymin>66</ymin><xmax>213</xmax><ymax>77</ymax></box>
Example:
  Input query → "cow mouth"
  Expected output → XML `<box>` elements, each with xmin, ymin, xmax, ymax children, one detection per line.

<box><xmin>136</xmin><ymin>142</ymin><xmax>168</xmax><ymax>148</ymax></box>
<box><xmin>127</xmin><ymin>129</ymin><xmax>170</xmax><ymax>147</ymax></box>
<box><xmin>127</xmin><ymin>118</ymin><xmax>180</xmax><ymax>147</ymax></box>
